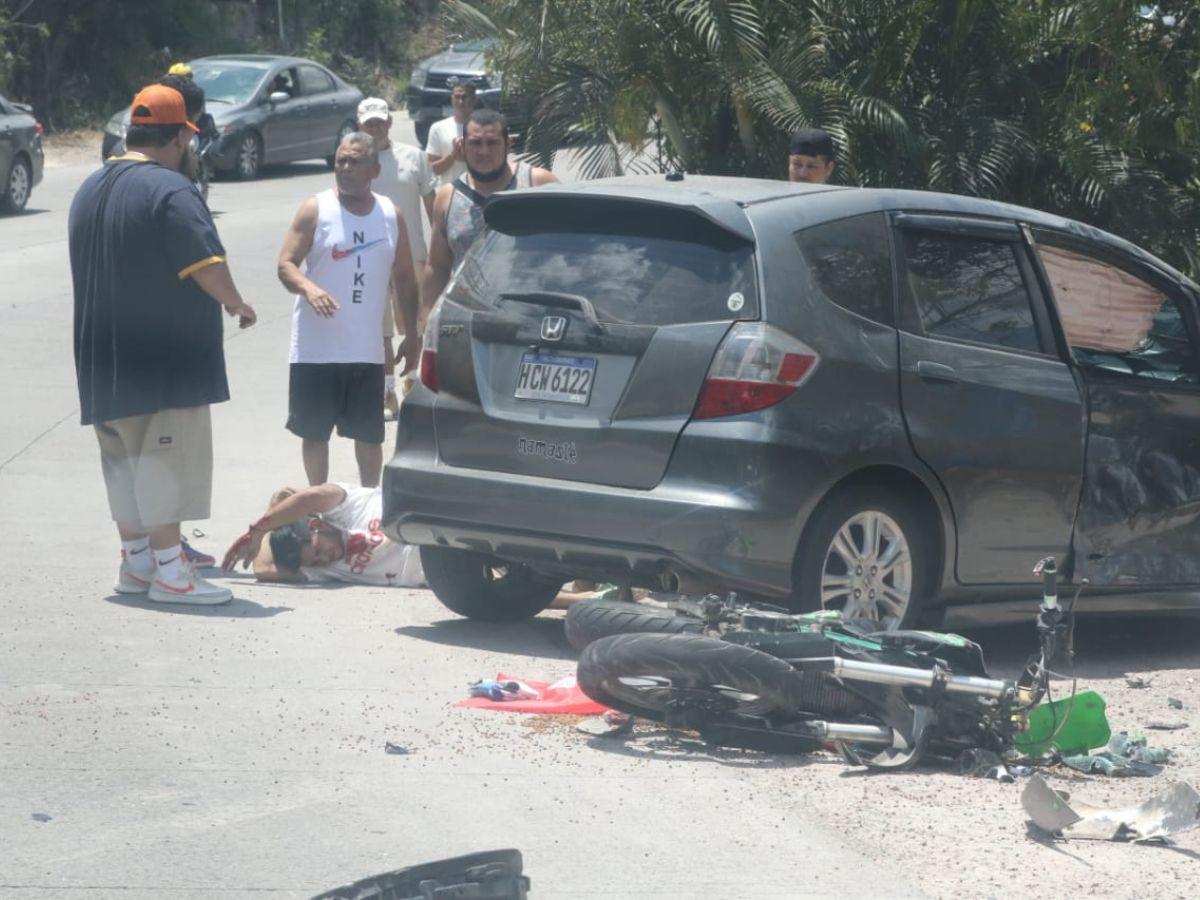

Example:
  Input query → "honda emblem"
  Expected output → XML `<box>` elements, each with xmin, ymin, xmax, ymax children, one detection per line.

<box><xmin>540</xmin><ymin>316</ymin><xmax>567</xmax><ymax>341</ymax></box>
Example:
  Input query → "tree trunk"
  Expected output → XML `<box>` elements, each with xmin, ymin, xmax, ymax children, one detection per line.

<box><xmin>653</xmin><ymin>91</ymin><xmax>690</xmax><ymax>169</ymax></box>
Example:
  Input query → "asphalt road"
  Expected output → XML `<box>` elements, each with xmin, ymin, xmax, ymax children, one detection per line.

<box><xmin>0</xmin><ymin>121</ymin><xmax>924</xmax><ymax>897</ymax></box>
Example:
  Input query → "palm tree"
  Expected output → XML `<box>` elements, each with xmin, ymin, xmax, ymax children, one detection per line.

<box><xmin>449</xmin><ymin>0</ymin><xmax>1199</xmax><ymax>276</ymax></box>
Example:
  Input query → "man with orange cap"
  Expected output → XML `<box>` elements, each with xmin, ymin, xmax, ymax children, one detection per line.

<box><xmin>69</xmin><ymin>84</ymin><xmax>258</xmax><ymax>606</ymax></box>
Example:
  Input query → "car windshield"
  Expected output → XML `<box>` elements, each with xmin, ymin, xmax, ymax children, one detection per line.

<box><xmin>449</xmin><ymin>226</ymin><xmax>758</xmax><ymax>327</ymax></box>
<box><xmin>191</xmin><ymin>62</ymin><xmax>269</xmax><ymax>104</ymax></box>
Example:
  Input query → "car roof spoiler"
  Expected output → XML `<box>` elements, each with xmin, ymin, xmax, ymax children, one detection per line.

<box><xmin>484</xmin><ymin>186</ymin><xmax>757</xmax><ymax>245</ymax></box>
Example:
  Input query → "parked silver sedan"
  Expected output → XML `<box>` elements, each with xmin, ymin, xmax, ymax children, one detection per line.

<box><xmin>101</xmin><ymin>55</ymin><xmax>362</xmax><ymax>180</ymax></box>
<box><xmin>0</xmin><ymin>93</ymin><xmax>45</xmax><ymax>214</ymax></box>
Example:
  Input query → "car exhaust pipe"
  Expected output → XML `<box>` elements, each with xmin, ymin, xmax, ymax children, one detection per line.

<box><xmin>660</xmin><ymin>569</ymin><xmax>719</xmax><ymax>596</ymax></box>
<box><xmin>804</xmin><ymin>658</ymin><xmax>1010</xmax><ymax>700</ymax></box>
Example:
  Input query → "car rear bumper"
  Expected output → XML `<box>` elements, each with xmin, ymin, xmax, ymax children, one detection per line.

<box><xmin>30</xmin><ymin>139</ymin><xmax>44</xmax><ymax>186</ymax></box>
<box><xmin>383</xmin><ymin>389</ymin><xmax>825</xmax><ymax>597</ymax></box>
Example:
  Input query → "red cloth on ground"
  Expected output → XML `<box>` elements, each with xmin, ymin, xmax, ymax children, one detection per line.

<box><xmin>455</xmin><ymin>673</ymin><xmax>610</xmax><ymax>715</ymax></box>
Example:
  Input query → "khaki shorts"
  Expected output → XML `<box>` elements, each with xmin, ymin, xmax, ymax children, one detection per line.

<box><xmin>94</xmin><ymin>405</ymin><xmax>213</xmax><ymax>528</ymax></box>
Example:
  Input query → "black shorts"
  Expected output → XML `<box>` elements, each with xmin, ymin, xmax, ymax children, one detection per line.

<box><xmin>286</xmin><ymin>363</ymin><xmax>385</xmax><ymax>444</ymax></box>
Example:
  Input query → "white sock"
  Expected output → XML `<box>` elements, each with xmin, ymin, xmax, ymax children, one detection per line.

<box><xmin>154</xmin><ymin>545</ymin><xmax>185</xmax><ymax>582</ymax></box>
<box><xmin>122</xmin><ymin>537</ymin><xmax>152</xmax><ymax>568</ymax></box>
<box><xmin>385</xmin><ymin>374</ymin><xmax>396</xmax><ymax>393</ymax></box>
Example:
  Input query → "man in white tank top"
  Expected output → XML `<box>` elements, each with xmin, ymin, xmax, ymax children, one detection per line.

<box><xmin>277</xmin><ymin>132</ymin><xmax>419</xmax><ymax>487</ymax></box>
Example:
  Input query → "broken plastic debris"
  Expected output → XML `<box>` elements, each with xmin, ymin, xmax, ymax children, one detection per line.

<box><xmin>384</xmin><ymin>742</ymin><xmax>410</xmax><ymax>755</ymax></box>
<box><xmin>958</xmin><ymin>748</ymin><xmax>1016</xmax><ymax>782</ymax></box>
<box><xmin>576</xmin><ymin>711</ymin><xmax>634</xmax><ymax>738</ymax></box>
<box><xmin>1125</xmin><ymin>676</ymin><xmax>1151</xmax><ymax>689</ymax></box>
<box><xmin>1023</xmin><ymin>774</ymin><xmax>1200</xmax><ymax>841</ymax></box>
<box><xmin>1168</xmin><ymin>697</ymin><xmax>1184</xmax><ymax>710</ymax></box>
<box><xmin>30</xmin><ymin>812</ymin><xmax>51</xmax><ymax>822</ymax></box>
<box><xmin>1061</xmin><ymin>732</ymin><xmax>1171</xmax><ymax>777</ymax></box>
<box><xmin>1146</xmin><ymin>719</ymin><xmax>1188</xmax><ymax>731</ymax></box>
<box><xmin>1013</xmin><ymin>689</ymin><xmax>1111</xmax><ymax>759</ymax></box>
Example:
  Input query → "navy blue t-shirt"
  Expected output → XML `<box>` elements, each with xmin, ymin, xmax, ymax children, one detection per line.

<box><xmin>69</xmin><ymin>158</ymin><xmax>229</xmax><ymax>425</ymax></box>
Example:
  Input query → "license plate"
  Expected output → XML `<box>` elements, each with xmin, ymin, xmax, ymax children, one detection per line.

<box><xmin>514</xmin><ymin>353</ymin><xmax>596</xmax><ymax>405</ymax></box>
<box><xmin>441</xmin><ymin>104</ymin><xmax>454</xmax><ymax>117</ymax></box>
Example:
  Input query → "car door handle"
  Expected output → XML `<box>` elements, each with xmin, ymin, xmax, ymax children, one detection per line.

<box><xmin>916</xmin><ymin>360</ymin><xmax>959</xmax><ymax>383</ymax></box>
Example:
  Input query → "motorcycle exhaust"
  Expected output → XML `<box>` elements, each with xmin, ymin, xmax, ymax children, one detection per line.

<box><xmin>807</xmin><ymin>657</ymin><xmax>1010</xmax><ymax>700</ymax></box>
<box><xmin>802</xmin><ymin>721</ymin><xmax>894</xmax><ymax>744</ymax></box>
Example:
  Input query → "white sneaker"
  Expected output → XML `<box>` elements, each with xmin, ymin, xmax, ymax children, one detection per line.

<box><xmin>148</xmin><ymin>567</ymin><xmax>233</xmax><ymax>605</ymax></box>
<box><xmin>114</xmin><ymin>552</ymin><xmax>154</xmax><ymax>594</ymax></box>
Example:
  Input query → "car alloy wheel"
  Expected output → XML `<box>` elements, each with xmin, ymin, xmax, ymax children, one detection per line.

<box><xmin>237</xmin><ymin>134</ymin><xmax>261</xmax><ymax>179</ymax></box>
<box><xmin>6</xmin><ymin>158</ymin><xmax>30</xmax><ymax>212</ymax></box>
<box><xmin>819</xmin><ymin>510</ymin><xmax>913</xmax><ymax>629</ymax></box>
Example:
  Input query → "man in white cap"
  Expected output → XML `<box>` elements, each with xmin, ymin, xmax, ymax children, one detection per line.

<box><xmin>356</xmin><ymin>97</ymin><xmax>437</xmax><ymax>418</ymax></box>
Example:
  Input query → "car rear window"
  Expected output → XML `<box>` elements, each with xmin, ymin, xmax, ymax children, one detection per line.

<box><xmin>448</xmin><ymin>203</ymin><xmax>758</xmax><ymax>327</ymax></box>
<box><xmin>796</xmin><ymin>213</ymin><xmax>894</xmax><ymax>325</ymax></box>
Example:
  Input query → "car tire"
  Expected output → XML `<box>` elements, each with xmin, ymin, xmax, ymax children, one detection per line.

<box><xmin>234</xmin><ymin>131</ymin><xmax>262</xmax><ymax>180</ymax></box>
<box><xmin>420</xmin><ymin>546</ymin><xmax>563</xmax><ymax>622</ymax></box>
<box><xmin>564</xmin><ymin>597</ymin><xmax>703</xmax><ymax>651</ymax></box>
<box><xmin>326</xmin><ymin>120</ymin><xmax>357</xmax><ymax>169</ymax></box>
<box><xmin>1</xmin><ymin>156</ymin><xmax>32</xmax><ymax>214</ymax></box>
<box><xmin>791</xmin><ymin>484</ymin><xmax>936</xmax><ymax>630</ymax></box>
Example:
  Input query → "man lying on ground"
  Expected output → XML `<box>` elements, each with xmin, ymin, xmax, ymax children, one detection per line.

<box><xmin>221</xmin><ymin>483</ymin><xmax>423</xmax><ymax>587</ymax></box>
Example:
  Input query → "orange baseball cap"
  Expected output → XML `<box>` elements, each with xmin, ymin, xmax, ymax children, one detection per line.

<box><xmin>129</xmin><ymin>84</ymin><xmax>199</xmax><ymax>132</ymax></box>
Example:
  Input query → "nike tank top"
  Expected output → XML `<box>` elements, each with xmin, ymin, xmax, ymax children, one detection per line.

<box><xmin>290</xmin><ymin>189</ymin><xmax>398</xmax><ymax>364</ymax></box>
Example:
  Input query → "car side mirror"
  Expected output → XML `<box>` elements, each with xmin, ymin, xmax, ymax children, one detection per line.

<box><xmin>269</xmin><ymin>91</ymin><xmax>290</xmax><ymax>105</ymax></box>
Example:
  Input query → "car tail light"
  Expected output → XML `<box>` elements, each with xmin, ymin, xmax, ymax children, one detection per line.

<box><xmin>419</xmin><ymin>302</ymin><xmax>442</xmax><ymax>392</ymax></box>
<box><xmin>35</xmin><ymin>122</ymin><xmax>44</xmax><ymax>135</ymax></box>
<box><xmin>693</xmin><ymin>322</ymin><xmax>818</xmax><ymax>419</ymax></box>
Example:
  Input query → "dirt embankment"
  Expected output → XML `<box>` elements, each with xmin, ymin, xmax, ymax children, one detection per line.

<box><xmin>41</xmin><ymin>129</ymin><xmax>105</xmax><ymax>168</ymax></box>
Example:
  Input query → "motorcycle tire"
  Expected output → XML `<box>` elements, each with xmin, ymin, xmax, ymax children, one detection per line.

<box><xmin>578</xmin><ymin>632</ymin><xmax>820</xmax><ymax>723</ymax></box>
<box><xmin>564</xmin><ymin>598</ymin><xmax>703</xmax><ymax>651</ymax></box>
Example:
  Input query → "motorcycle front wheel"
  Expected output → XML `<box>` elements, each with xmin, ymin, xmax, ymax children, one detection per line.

<box><xmin>578</xmin><ymin>632</ymin><xmax>830</xmax><ymax>724</ymax></box>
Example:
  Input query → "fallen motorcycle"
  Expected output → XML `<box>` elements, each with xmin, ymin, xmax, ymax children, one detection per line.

<box><xmin>565</xmin><ymin>590</ymin><xmax>814</xmax><ymax>650</ymax></box>
<box><xmin>576</xmin><ymin>558</ymin><xmax>1109</xmax><ymax>768</ymax></box>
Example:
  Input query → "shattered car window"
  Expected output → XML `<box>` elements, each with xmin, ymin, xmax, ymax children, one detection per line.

<box><xmin>1037</xmin><ymin>243</ymin><xmax>1199</xmax><ymax>383</ymax></box>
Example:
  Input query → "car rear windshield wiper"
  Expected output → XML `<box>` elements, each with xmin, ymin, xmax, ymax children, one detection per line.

<box><xmin>499</xmin><ymin>291</ymin><xmax>603</xmax><ymax>332</ymax></box>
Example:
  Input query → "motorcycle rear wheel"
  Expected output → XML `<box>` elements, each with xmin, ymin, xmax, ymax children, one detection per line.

<box><xmin>579</xmin><ymin>633</ymin><xmax>845</xmax><ymax>724</ymax></box>
<box><xmin>564</xmin><ymin>597</ymin><xmax>703</xmax><ymax>650</ymax></box>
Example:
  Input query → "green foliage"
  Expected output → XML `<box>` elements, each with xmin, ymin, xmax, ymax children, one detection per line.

<box><xmin>1</xmin><ymin>0</ymin><xmax>236</xmax><ymax>129</ymax></box>
<box><xmin>453</xmin><ymin>0</ymin><xmax>1200</xmax><ymax>277</ymax></box>
<box><xmin>0</xmin><ymin>0</ymin><xmax>437</xmax><ymax>130</ymax></box>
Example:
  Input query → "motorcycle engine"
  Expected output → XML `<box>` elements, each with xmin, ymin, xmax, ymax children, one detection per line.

<box><xmin>740</xmin><ymin>610</ymin><xmax>808</xmax><ymax>632</ymax></box>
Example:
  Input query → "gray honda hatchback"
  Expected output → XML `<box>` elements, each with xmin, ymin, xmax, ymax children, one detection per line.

<box><xmin>384</xmin><ymin>175</ymin><xmax>1200</xmax><ymax>628</ymax></box>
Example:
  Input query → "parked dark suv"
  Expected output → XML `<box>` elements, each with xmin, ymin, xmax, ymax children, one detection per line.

<box><xmin>406</xmin><ymin>39</ymin><xmax>517</xmax><ymax>148</ymax></box>
<box><xmin>384</xmin><ymin>175</ymin><xmax>1200</xmax><ymax>628</ymax></box>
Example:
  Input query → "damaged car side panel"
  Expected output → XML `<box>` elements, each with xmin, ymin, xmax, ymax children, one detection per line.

<box><xmin>1072</xmin><ymin>375</ymin><xmax>1200</xmax><ymax>585</ymax></box>
<box><xmin>1030</xmin><ymin>231</ymin><xmax>1200</xmax><ymax>587</ymax></box>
